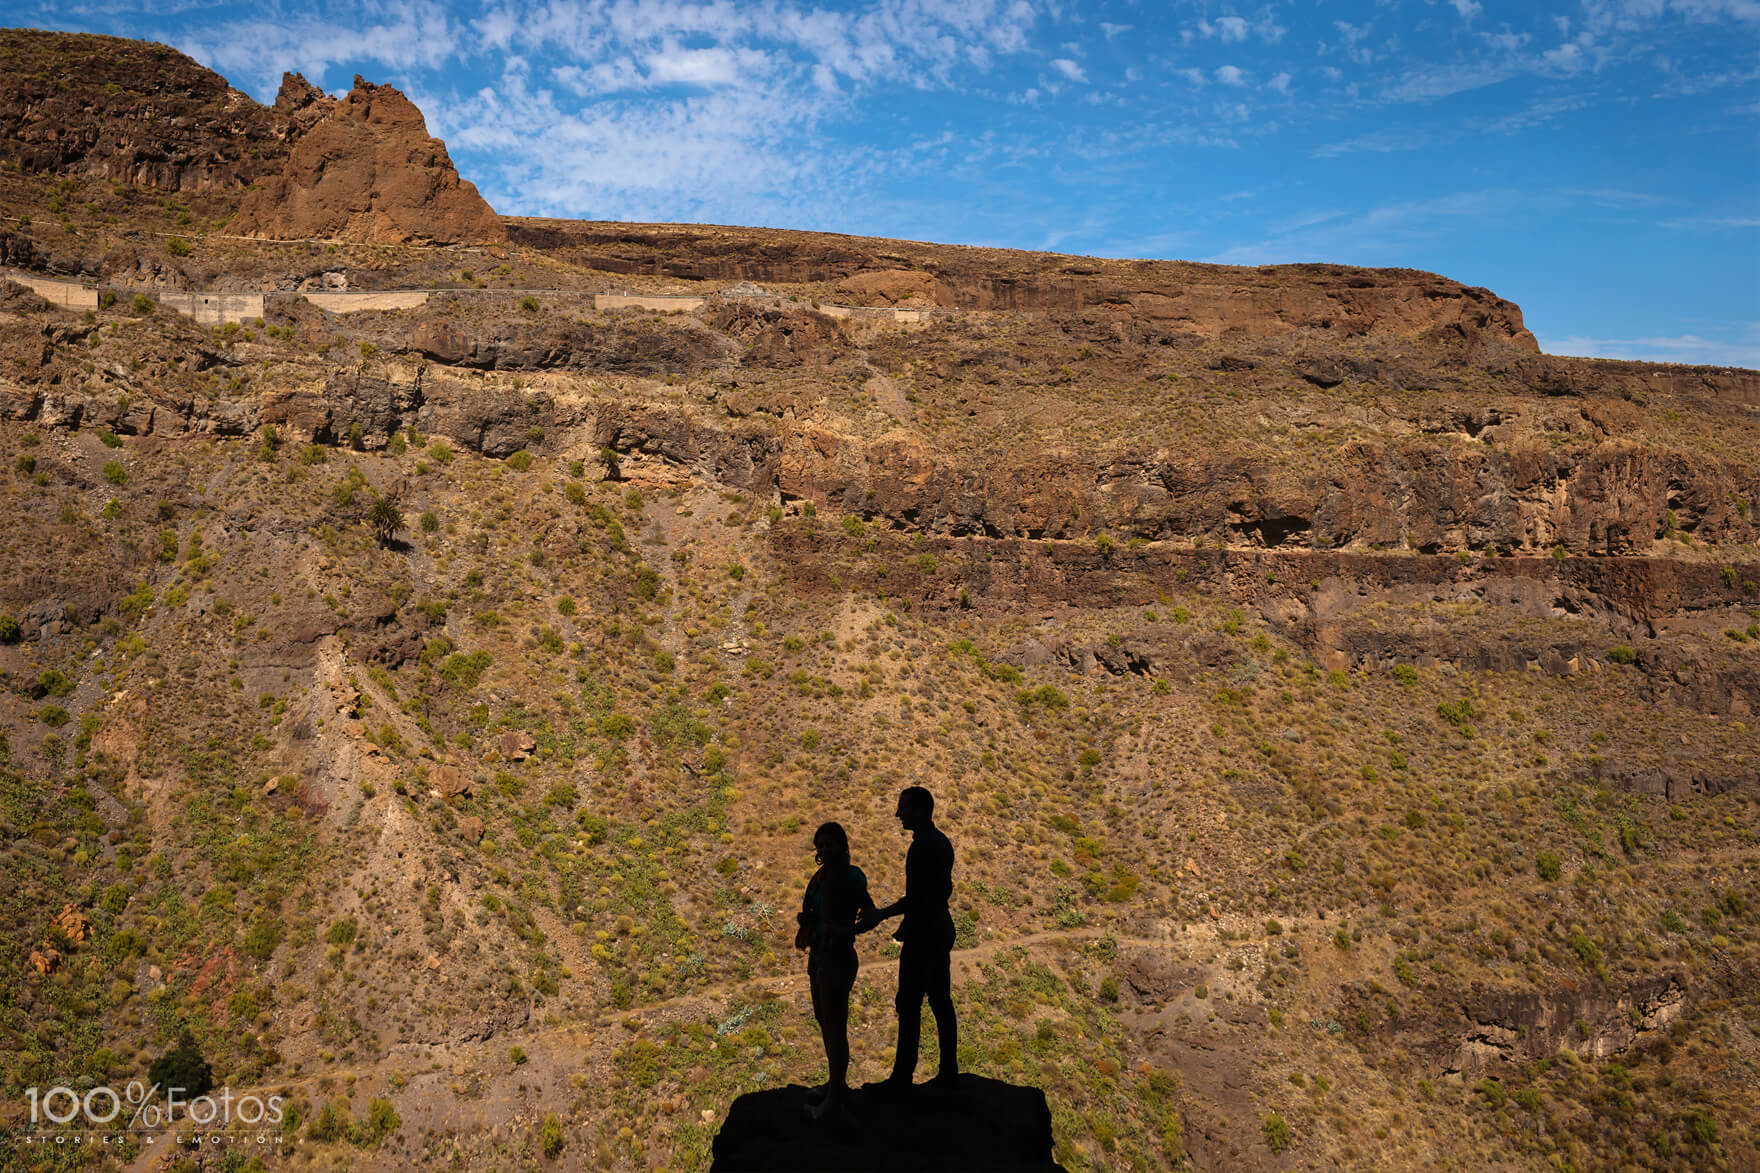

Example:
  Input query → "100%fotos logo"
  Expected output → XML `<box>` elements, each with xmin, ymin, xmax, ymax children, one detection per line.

<box><xmin>27</xmin><ymin>1081</ymin><xmax>286</xmax><ymax>1128</ymax></box>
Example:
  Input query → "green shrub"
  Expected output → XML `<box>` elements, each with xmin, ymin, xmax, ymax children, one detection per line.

<box><xmin>420</xmin><ymin>510</ymin><xmax>438</xmax><ymax>532</ymax></box>
<box><xmin>167</xmin><ymin>236</ymin><xmax>190</xmax><ymax>257</ymax></box>
<box><xmin>1016</xmin><ymin>684</ymin><xmax>1070</xmax><ymax>710</ymax></box>
<box><xmin>367</xmin><ymin>495</ymin><xmax>404</xmax><ymax>545</ymax></box>
<box><xmin>242</xmin><ymin>916</ymin><xmax>283</xmax><ymax>961</ymax></box>
<box><xmin>103</xmin><ymin>460</ymin><xmax>126</xmax><ymax>485</ymax></box>
<box><xmin>357</xmin><ymin>1098</ymin><xmax>400</xmax><ymax>1147</ymax></box>
<box><xmin>1608</xmin><ymin>645</ymin><xmax>1636</xmax><ymax>665</ymax></box>
<box><xmin>540</xmin><ymin>1112</ymin><xmax>564</xmax><ymax>1158</ymax></box>
<box><xmin>440</xmin><ymin>650</ymin><xmax>492</xmax><ymax>689</ymax></box>
<box><xmin>1391</xmin><ymin>663</ymin><xmax>1418</xmax><ymax>685</ymax></box>
<box><xmin>520</xmin><ymin>295</ymin><xmax>539</xmax><ymax>313</ymax></box>
<box><xmin>1263</xmin><ymin>1113</ymin><xmax>1291</xmax><ymax>1152</ymax></box>
<box><xmin>0</xmin><ymin>614</ymin><xmax>18</xmax><ymax>644</ymax></box>
<box><xmin>1537</xmin><ymin>850</ymin><xmax>1562</xmax><ymax>882</ymax></box>
<box><xmin>1437</xmin><ymin>697</ymin><xmax>1478</xmax><ymax>728</ymax></box>
<box><xmin>148</xmin><ymin>1031</ymin><xmax>212</xmax><ymax>1097</ymax></box>
<box><xmin>307</xmin><ymin>1098</ymin><xmax>348</xmax><ymax>1142</ymax></box>
<box><xmin>38</xmin><ymin>669</ymin><xmax>74</xmax><ymax>696</ymax></box>
<box><xmin>130</xmin><ymin>292</ymin><xmax>153</xmax><ymax>314</ymax></box>
<box><xmin>506</xmin><ymin>449</ymin><xmax>533</xmax><ymax>471</ymax></box>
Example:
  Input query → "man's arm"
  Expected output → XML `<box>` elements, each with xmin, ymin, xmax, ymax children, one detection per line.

<box><xmin>856</xmin><ymin>896</ymin><xmax>898</xmax><ymax>932</ymax></box>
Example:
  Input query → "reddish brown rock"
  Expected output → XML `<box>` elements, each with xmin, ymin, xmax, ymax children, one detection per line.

<box><xmin>837</xmin><ymin>268</ymin><xmax>937</xmax><ymax>305</ymax></box>
<box><xmin>433</xmin><ymin>764</ymin><xmax>472</xmax><ymax>799</ymax></box>
<box><xmin>0</xmin><ymin>30</ymin><xmax>287</xmax><ymax>191</ymax></box>
<box><xmin>232</xmin><ymin>76</ymin><xmax>500</xmax><ymax>245</ymax></box>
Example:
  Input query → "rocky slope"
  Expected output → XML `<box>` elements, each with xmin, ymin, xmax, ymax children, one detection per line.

<box><xmin>0</xmin><ymin>29</ymin><xmax>286</xmax><ymax>191</ymax></box>
<box><xmin>0</xmin><ymin>28</ymin><xmax>1756</xmax><ymax>1173</ymax></box>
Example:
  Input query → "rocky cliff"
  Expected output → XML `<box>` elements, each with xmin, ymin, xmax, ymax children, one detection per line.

<box><xmin>0</xmin><ymin>30</ymin><xmax>498</xmax><ymax>245</ymax></box>
<box><xmin>0</xmin><ymin>30</ymin><xmax>286</xmax><ymax>190</ymax></box>
<box><xmin>231</xmin><ymin>75</ymin><xmax>501</xmax><ymax>245</ymax></box>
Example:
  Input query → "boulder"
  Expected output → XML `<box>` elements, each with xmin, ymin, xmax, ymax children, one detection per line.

<box><xmin>711</xmin><ymin>1076</ymin><xmax>1066</xmax><ymax>1172</ymax></box>
<box><xmin>433</xmin><ymin>765</ymin><xmax>472</xmax><ymax>799</ymax></box>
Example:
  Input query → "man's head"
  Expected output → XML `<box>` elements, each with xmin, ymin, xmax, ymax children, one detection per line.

<box><xmin>895</xmin><ymin>786</ymin><xmax>934</xmax><ymax>832</ymax></box>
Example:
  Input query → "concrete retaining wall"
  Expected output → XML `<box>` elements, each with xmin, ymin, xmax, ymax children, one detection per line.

<box><xmin>305</xmin><ymin>291</ymin><xmax>432</xmax><ymax>312</ymax></box>
<box><xmin>594</xmin><ymin>293</ymin><xmax>705</xmax><ymax>312</ymax></box>
<box><xmin>2</xmin><ymin>269</ymin><xmax>947</xmax><ymax>327</ymax></box>
<box><xmin>155</xmin><ymin>291</ymin><xmax>266</xmax><ymax>324</ymax></box>
<box><xmin>1</xmin><ymin>269</ymin><xmax>98</xmax><ymax>311</ymax></box>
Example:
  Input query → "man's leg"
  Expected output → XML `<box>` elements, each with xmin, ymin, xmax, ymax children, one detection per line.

<box><xmin>924</xmin><ymin>943</ymin><xmax>958</xmax><ymax>1081</ymax></box>
<box><xmin>890</xmin><ymin>943</ymin><xmax>926</xmax><ymax>1084</ymax></box>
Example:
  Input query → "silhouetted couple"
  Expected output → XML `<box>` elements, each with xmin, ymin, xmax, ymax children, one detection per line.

<box><xmin>794</xmin><ymin>786</ymin><xmax>959</xmax><ymax>1120</ymax></box>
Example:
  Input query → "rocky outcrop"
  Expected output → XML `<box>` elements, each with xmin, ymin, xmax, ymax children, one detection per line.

<box><xmin>0</xmin><ymin>31</ymin><xmax>287</xmax><ymax>190</ymax></box>
<box><xmin>400</xmin><ymin>297</ymin><xmax>732</xmax><ymax>372</ymax></box>
<box><xmin>503</xmin><ymin>220</ymin><xmax>1541</xmax><ymax>353</ymax></box>
<box><xmin>1435</xmin><ymin>975</ymin><xmax>1690</xmax><ymax>1074</ymax></box>
<box><xmin>769</xmin><ymin>425</ymin><xmax>1760</xmax><ymax>553</ymax></box>
<box><xmin>232</xmin><ymin>75</ymin><xmax>500</xmax><ymax>245</ymax></box>
<box><xmin>838</xmin><ymin>268</ymin><xmax>938</xmax><ymax>305</ymax></box>
<box><xmin>711</xmin><ymin>1077</ymin><xmax>1067</xmax><ymax>1171</ymax></box>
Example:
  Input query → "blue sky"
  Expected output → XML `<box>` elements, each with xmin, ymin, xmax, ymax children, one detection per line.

<box><xmin>16</xmin><ymin>1</ymin><xmax>1760</xmax><ymax>365</ymax></box>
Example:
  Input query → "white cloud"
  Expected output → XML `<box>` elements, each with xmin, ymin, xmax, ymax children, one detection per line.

<box><xmin>1212</xmin><ymin>17</ymin><xmax>1249</xmax><ymax>43</ymax></box>
<box><xmin>1050</xmin><ymin>57</ymin><xmax>1086</xmax><ymax>83</ymax></box>
<box><xmin>1448</xmin><ymin>0</ymin><xmax>1483</xmax><ymax>20</ymax></box>
<box><xmin>1266</xmin><ymin>71</ymin><xmax>1292</xmax><ymax>95</ymax></box>
<box><xmin>643</xmin><ymin>46</ymin><xmax>756</xmax><ymax>87</ymax></box>
<box><xmin>1660</xmin><ymin>215</ymin><xmax>1760</xmax><ymax>228</ymax></box>
<box><xmin>1543</xmin><ymin>333</ymin><xmax>1760</xmax><ymax>366</ymax></box>
<box><xmin>1215</xmin><ymin>64</ymin><xmax>1247</xmax><ymax>86</ymax></box>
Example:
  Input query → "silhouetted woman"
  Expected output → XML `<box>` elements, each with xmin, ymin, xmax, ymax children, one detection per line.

<box><xmin>795</xmin><ymin>821</ymin><xmax>876</xmax><ymax>1120</ymax></box>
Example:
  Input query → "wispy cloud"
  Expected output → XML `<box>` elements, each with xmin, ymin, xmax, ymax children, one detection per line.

<box><xmin>1543</xmin><ymin>333</ymin><xmax>1760</xmax><ymax>367</ymax></box>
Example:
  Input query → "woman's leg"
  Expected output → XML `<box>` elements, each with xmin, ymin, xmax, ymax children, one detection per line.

<box><xmin>809</xmin><ymin>952</ymin><xmax>858</xmax><ymax>1120</ymax></box>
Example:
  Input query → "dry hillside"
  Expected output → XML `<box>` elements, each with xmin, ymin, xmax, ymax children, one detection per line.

<box><xmin>0</xmin><ymin>29</ymin><xmax>1757</xmax><ymax>1173</ymax></box>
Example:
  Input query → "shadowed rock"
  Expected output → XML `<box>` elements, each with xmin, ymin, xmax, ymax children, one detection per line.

<box><xmin>710</xmin><ymin>1076</ymin><xmax>1067</xmax><ymax>1172</ymax></box>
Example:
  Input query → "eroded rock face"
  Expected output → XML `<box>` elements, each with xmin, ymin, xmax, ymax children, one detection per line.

<box><xmin>0</xmin><ymin>31</ymin><xmax>287</xmax><ymax>191</ymax></box>
<box><xmin>232</xmin><ymin>76</ymin><xmax>501</xmax><ymax>245</ymax></box>
<box><xmin>1440</xmin><ymin>975</ymin><xmax>1691</xmax><ymax>1074</ymax></box>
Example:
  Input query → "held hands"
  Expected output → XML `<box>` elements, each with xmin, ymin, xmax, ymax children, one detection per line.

<box><xmin>855</xmin><ymin>900</ymin><xmax>902</xmax><ymax>935</ymax></box>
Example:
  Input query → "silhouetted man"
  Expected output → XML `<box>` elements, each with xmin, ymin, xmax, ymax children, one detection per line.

<box><xmin>863</xmin><ymin>785</ymin><xmax>959</xmax><ymax>1093</ymax></box>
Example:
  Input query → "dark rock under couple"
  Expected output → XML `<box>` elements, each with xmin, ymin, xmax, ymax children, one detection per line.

<box><xmin>794</xmin><ymin>785</ymin><xmax>959</xmax><ymax>1121</ymax></box>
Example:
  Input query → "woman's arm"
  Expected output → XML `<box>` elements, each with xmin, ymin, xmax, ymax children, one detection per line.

<box><xmin>852</xmin><ymin>886</ymin><xmax>880</xmax><ymax>934</ymax></box>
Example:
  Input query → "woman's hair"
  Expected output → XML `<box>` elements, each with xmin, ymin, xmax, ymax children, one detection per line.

<box><xmin>813</xmin><ymin>822</ymin><xmax>852</xmax><ymax>938</ymax></box>
<box><xmin>814</xmin><ymin>821</ymin><xmax>849</xmax><ymax>865</ymax></box>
